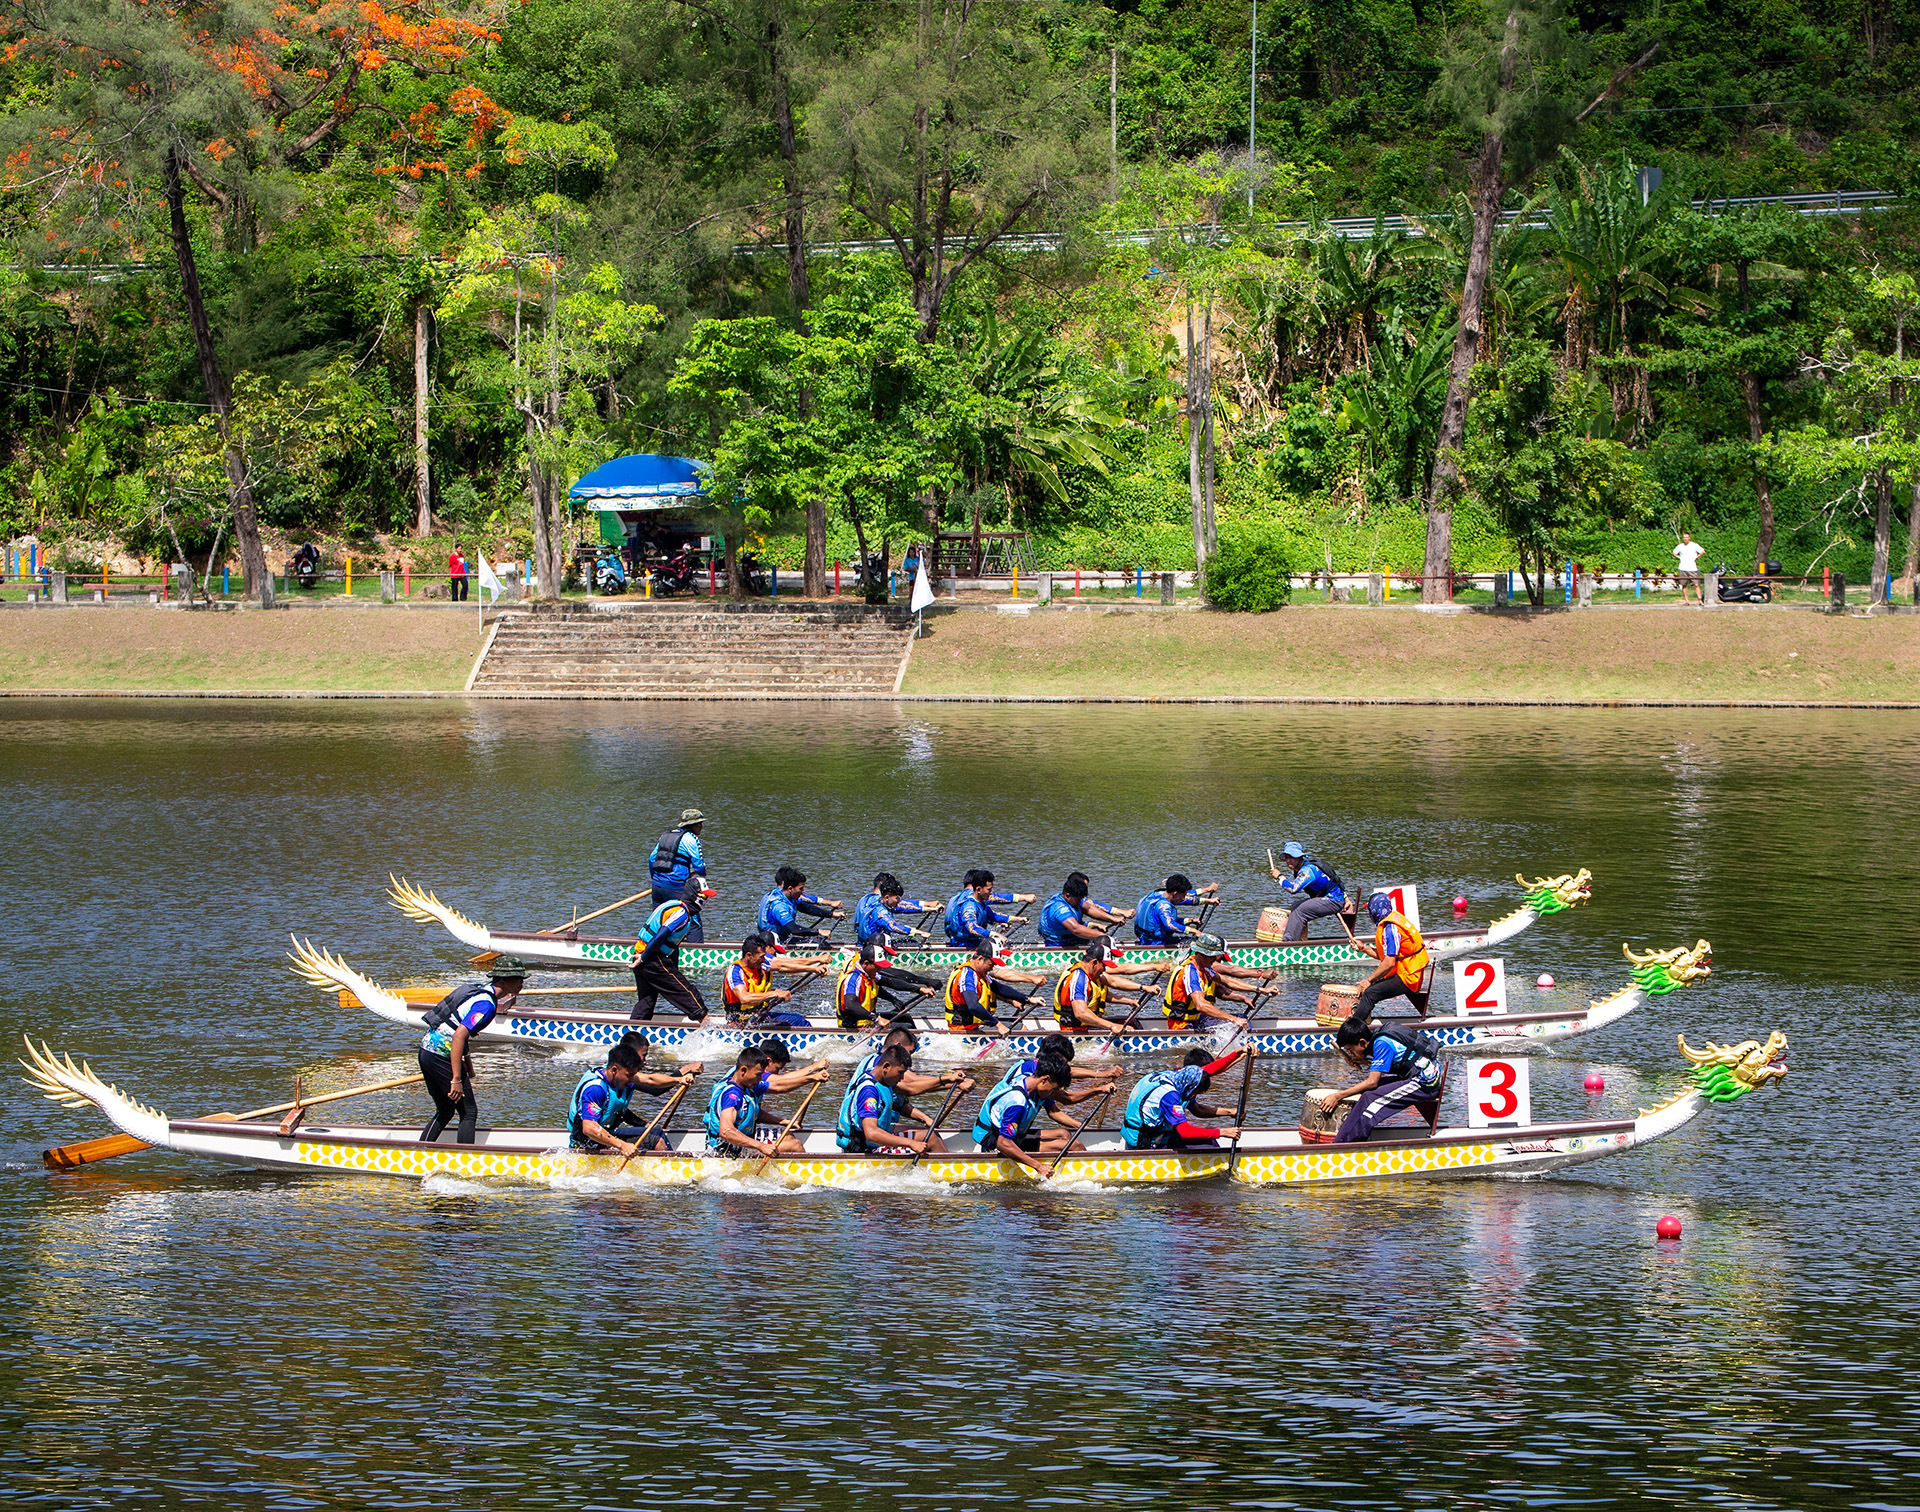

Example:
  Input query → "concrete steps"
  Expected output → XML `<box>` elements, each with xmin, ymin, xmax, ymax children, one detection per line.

<box><xmin>470</xmin><ymin>600</ymin><xmax>916</xmax><ymax>697</ymax></box>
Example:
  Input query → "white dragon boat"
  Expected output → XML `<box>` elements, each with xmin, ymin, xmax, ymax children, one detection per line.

<box><xmin>384</xmin><ymin>870</ymin><xmax>1594</xmax><ymax>977</ymax></box>
<box><xmin>18</xmin><ymin>1029</ymin><xmax>1786</xmax><ymax>1190</ymax></box>
<box><xmin>290</xmin><ymin>936</ymin><xmax>1708</xmax><ymax>1062</ymax></box>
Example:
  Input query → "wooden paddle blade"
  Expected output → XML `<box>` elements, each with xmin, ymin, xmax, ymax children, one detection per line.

<box><xmin>468</xmin><ymin>951</ymin><xmax>501</xmax><ymax>967</ymax></box>
<box><xmin>338</xmin><ymin>986</ymin><xmax>443</xmax><ymax>1010</ymax></box>
<box><xmin>43</xmin><ymin>1131</ymin><xmax>151</xmax><ymax>1168</ymax></box>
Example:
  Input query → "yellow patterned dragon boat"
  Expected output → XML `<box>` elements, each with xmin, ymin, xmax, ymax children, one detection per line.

<box><xmin>20</xmin><ymin>1026</ymin><xmax>1783</xmax><ymax>1192</ymax></box>
<box><xmin>385</xmin><ymin>870</ymin><xmax>1594</xmax><ymax>978</ymax></box>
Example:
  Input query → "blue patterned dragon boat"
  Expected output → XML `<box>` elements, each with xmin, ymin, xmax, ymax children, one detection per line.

<box><xmin>19</xmin><ymin>1026</ymin><xmax>1786</xmax><ymax>1191</ymax></box>
<box><xmin>384</xmin><ymin>869</ymin><xmax>1593</xmax><ymax>978</ymax></box>
<box><xmin>289</xmin><ymin>934</ymin><xmax>1704</xmax><ymax>1063</ymax></box>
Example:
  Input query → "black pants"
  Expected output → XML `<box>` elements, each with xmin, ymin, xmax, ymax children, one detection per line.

<box><xmin>1358</xmin><ymin>975</ymin><xmax>1430</xmax><ymax>1018</ymax></box>
<box><xmin>418</xmin><ymin>1049</ymin><xmax>477</xmax><ymax>1144</ymax></box>
<box><xmin>875</xmin><ymin>963</ymin><xmax>942</xmax><ymax>994</ymax></box>
<box><xmin>450</xmin><ymin>575</ymin><xmax>468</xmax><ymax>601</ymax></box>
<box><xmin>649</xmin><ymin>885</ymin><xmax>705</xmax><ymax>942</ymax></box>
<box><xmin>632</xmin><ymin>954</ymin><xmax>708</xmax><ymax>1021</ymax></box>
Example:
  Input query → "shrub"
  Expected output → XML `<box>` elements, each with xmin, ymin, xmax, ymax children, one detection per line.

<box><xmin>1203</xmin><ymin>535</ymin><xmax>1294</xmax><ymax>611</ymax></box>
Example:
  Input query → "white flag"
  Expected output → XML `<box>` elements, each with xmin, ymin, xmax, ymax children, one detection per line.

<box><xmin>476</xmin><ymin>552</ymin><xmax>503</xmax><ymax>602</ymax></box>
<box><xmin>909</xmin><ymin>560</ymin><xmax>936</xmax><ymax>613</ymax></box>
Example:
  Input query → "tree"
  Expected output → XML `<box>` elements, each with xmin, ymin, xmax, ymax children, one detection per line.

<box><xmin>444</xmin><ymin>122</ymin><xmax>660</xmax><ymax>601</ymax></box>
<box><xmin>810</xmin><ymin>0</ymin><xmax>1097</xmax><ymax>343</ymax></box>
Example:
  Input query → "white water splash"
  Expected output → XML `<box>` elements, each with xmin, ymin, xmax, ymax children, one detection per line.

<box><xmin>419</xmin><ymin>1172</ymin><xmax>499</xmax><ymax>1197</ymax></box>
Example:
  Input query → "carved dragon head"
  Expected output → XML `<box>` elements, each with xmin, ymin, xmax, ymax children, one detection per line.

<box><xmin>1517</xmin><ymin>869</ymin><xmax>1593</xmax><ymax>914</ymax></box>
<box><xmin>1623</xmin><ymin>940</ymin><xmax>1712</xmax><ymax>994</ymax></box>
<box><xmin>1677</xmin><ymin>1031</ymin><xmax>1789</xmax><ymax>1101</ymax></box>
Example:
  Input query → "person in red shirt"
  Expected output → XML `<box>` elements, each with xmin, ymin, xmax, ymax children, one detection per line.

<box><xmin>449</xmin><ymin>546</ymin><xmax>469</xmax><ymax>601</ymax></box>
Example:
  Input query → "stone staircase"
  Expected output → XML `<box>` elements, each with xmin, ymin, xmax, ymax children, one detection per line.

<box><xmin>468</xmin><ymin>600</ymin><xmax>918</xmax><ymax>697</ymax></box>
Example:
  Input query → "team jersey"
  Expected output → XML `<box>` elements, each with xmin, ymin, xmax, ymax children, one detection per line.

<box><xmin>647</xmin><ymin>828</ymin><xmax>706</xmax><ymax>891</ymax></box>
<box><xmin>419</xmin><ymin>984</ymin><xmax>498</xmax><ymax>1058</ymax></box>
<box><xmin>1054</xmin><ymin>964</ymin><xmax>1107</xmax><ymax>1029</ymax></box>
<box><xmin>1037</xmin><ymin>893</ymin><xmax>1088</xmax><ymax>948</ymax></box>
<box><xmin>944</xmin><ymin>963</ymin><xmax>998</xmax><ymax>1027</ymax></box>
<box><xmin>1280</xmin><ymin>860</ymin><xmax>1345</xmax><ymax>904</ymax></box>
<box><xmin>1134</xmin><ymin>892</ymin><xmax>1188</xmax><ymax>947</ymax></box>
<box><xmin>944</xmin><ymin>890</ymin><xmax>1010</xmax><ymax>948</ymax></box>
<box><xmin>637</xmin><ymin>899</ymin><xmax>696</xmax><ymax>959</ymax></box>
<box><xmin>970</xmin><ymin>1078</ymin><xmax>1052</xmax><ymax>1148</ymax></box>
<box><xmin>1371</xmin><ymin>1029</ymin><xmax>1444</xmax><ymax>1090</ymax></box>
<box><xmin>723</xmin><ymin>958</ymin><xmax>772</xmax><ymax>1016</ymax></box>
<box><xmin>758</xmin><ymin>888</ymin><xmax>832</xmax><ymax>942</ymax></box>
<box><xmin>835</xmin><ymin>1069</ymin><xmax>901</xmax><ymax>1151</ymax></box>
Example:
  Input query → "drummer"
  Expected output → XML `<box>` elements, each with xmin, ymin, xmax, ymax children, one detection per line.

<box><xmin>1266</xmin><ymin>841</ymin><xmax>1349</xmax><ymax>941</ymax></box>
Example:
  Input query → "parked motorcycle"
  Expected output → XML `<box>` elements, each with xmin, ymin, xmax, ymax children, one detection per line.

<box><xmin>737</xmin><ymin>550</ymin><xmax>771</xmax><ymax>597</ymax></box>
<box><xmin>593</xmin><ymin>551</ymin><xmax>629</xmax><ymax>594</ymax></box>
<box><xmin>290</xmin><ymin>542</ymin><xmax>321</xmax><ymax>590</ymax></box>
<box><xmin>650</xmin><ymin>547</ymin><xmax>697</xmax><ymax>596</ymax></box>
<box><xmin>1715</xmin><ymin>562</ymin><xmax>1772</xmax><ymax>604</ymax></box>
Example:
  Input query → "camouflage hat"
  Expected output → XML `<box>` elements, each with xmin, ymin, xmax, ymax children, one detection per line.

<box><xmin>680</xmin><ymin>807</ymin><xmax>706</xmax><ymax>824</ymax></box>
<box><xmin>489</xmin><ymin>957</ymin><xmax>529</xmax><ymax>981</ymax></box>
<box><xmin>1191</xmin><ymin>932</ymin><xmax>1226</xmax><ymax>958</ymax></box>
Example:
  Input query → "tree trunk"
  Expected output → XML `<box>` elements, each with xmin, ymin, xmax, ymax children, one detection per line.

<box><xmin>1741</xmin><ymin>369</ymin><xmax>1772</xmax><ymax>566</ymax></box>
<box><xmin>1425</xmin><ymin>6</ymin><xmax>1519</xmax><ymax>603</ymax></box>
<box><xmin>725</xmin><ymin>530</ymin><xmax>746</xmax><ymax>600</ymax></box>
<box><xmin>771</xmin><ymin>19</ymin><xmax>826</xmax><ymax>597</ymax></box>
<box><xmin>1872</xmin><ymin>466</ymin><xmax>1892</xmax><ymax>605</ymax></box>
<box><xmin>163</xmin><ymin>144</ymin><xmax>268</xmax><ymax>599</ymax></box>
<box><xmin>1903</xmin><ymin>475</ymin><xmax>1920</xmax><ymax>597</ymax></box>
<box><xmin>1187</xmin><ymin>296</ymin><xmax>1216</xmax><ymax>578</ymax></box>
<box><xmin>527</xmin><ymin>417</ymin><xmax>554</xmax><ymax>603</ymax></box>
<box><xmin>414</xmin><ymin>300</ymin><xmax>433</xmax><ymax>538</ymax></box>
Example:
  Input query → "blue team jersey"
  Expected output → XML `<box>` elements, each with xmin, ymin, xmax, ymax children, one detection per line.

<box><xmin>945</xmin><ymin>890</ymin><xmax>1008</xmax><ymax>948</ymax></box>
<box><xmin>420</xmin><ymin>985</ymin><xmax>498</xmax><ymax>1058</ymax></box>
<box><xmin>971</xmin><ymin>1080</ymin><xmax>1050</xmax><ymax>1146</ymax></box>
<box><xmin>1037</xmin><ymin>893</ymin><xmax>1086</xmax><ymax>948</ymax></box>
<box><xmin>1281</xmin><ymin>861</ymin><xmax>1345</xmax><ymax>904</ymax></box>
<box><xmin>704</xmin><ymin>1080</ymin><xmax>764</xmax><ymax>1151</ymax></box>
<box><xmin>1370</xmin><ymin>1032</ymin><xmax>1443</xmax><ymax>1089</ymax></box>
<box><xmin>638</xmin><ymin>900</ymin><xmax>695</xmax><ymax>956</ymax></box>
<box><xmin>1134</xmin><ymin>892</ymin><xmax>1187</xmax><ymax>946</ymax></box>
<box><xmin>569</xmin><ymin>1069</ymin><xmax>632</xmax><ymax>1147</ymax></box>
<box><xmin>835</xmin><ymin>1070</ymin><xmax>901</xmax><ymax>1150</ymax></box>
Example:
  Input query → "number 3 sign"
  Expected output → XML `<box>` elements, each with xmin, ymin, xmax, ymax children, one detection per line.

<box><xmin>1452</xmin><ymin>957</ymin><xmax>1508</xmax><ymax>1016</ymax></box>
<box><xmin>1468</xmin><ymin>1058</ymin><xmax>1532</xmax><ymax>1128</ymax></box>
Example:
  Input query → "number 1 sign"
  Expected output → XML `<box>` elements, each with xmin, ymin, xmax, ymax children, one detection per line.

<box><xmin>1467</xmin><ymin>1058</ymin><xmax>1532</xmax><ymax>1128</ymax></box>
<box><xmin>1374</xmin><ymin>884</ymin><xmax>1421</xmax><ymax>931</ymax></box>
<box><xmin>1452</xmin><ymin>957</ymin><xmax>1508</xmax><ymax>1016</ymax></box>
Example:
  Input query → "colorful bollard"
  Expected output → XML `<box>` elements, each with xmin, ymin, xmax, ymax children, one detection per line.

<box><xmin>1655</xmin><ymin>1215</ymin><xmax>1682</xmax><ymax>1241</ymax></box>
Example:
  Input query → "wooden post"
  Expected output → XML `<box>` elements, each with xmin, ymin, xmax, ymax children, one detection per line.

<box><xmin>1160</xmin><ymin>571</ymin><xmax>1175</xmax><ymax>605</ymax></box>
<box><xmin>1831</xmin><ymin>573</ymin><xmax>1846</xmax><ymax>613</ymax></box>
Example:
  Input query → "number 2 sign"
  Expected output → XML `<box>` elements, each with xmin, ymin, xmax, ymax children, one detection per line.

<box><xmin>1452</xmin><ymin>957</ymin><xmax>1508</xmax><ymax>1016</ymax></box>
<box><xmin>1468</xmin><ymin>1058</ymin><xmax>1532</xmax><ymax>1128</ymax></box>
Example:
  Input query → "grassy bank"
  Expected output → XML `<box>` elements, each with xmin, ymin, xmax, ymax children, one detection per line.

<box><xmin>900</xmin><ymin>606</ymin><xmax>1920</xmax><ymax>704</ymax></box>
<box><xmin>0</xmin><ymin>608</ymin><xmax>480</xmax><ymax>692</ymax></box>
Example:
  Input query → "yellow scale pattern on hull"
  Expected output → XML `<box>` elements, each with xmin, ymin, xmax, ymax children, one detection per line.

<box><xmin>1235</xmin><ymin>1141</ymin><xmax>1498</xmax><ymax>1184</ymax></box>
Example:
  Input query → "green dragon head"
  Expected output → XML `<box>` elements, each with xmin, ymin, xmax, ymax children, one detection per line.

<box><xmin>1678</xmin><ymin>1031</ymin><xmax>1789</xmax><ymax>1102</ymax></box>
<box><xmin>1624</xmin><ymin>940</ymin><xmax>1712</xmax><ymax>995</ymax></box>
<box><xmin>1518</xmin><ymin>869</ymin><xmax>1593</xmax><ymax>915</ymax></box>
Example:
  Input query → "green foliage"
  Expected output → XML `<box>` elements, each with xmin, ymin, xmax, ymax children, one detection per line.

<box><xmin>1202</xmin><ymin>531</ymin><xmax>1295</xmax><ymax>611</ymax></box>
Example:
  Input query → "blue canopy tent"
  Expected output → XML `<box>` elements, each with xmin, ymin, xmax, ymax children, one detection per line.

<box><xmin>570</xmin><ymin>454</ymin><xmax>710</xmax><ymax>547</ymax></box>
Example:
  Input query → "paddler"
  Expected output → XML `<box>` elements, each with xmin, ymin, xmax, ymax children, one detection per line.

<box><xmin>1054</xmin><ymin>940</ymin><xmax>1133</xmax><ymax>1034</ymax></box>
<box><xmin>968</xmin><ymin>1051</ymin><xmax>1080</xmax><ymax>1176</ymax></box>
<box><xmin>1038</xmin><ymin>876</ymin><xmax>1107</xmax><ymax>949</ymax></box>
<box><xmin>854</xmin><ymin>1022</ymin><xmax>975</xmax><ymax>1104</ymax></box>
<box><xmin>1070</xmin><ymin>871</ymin><xmax>1135</xmax><ymax>931</ymax></box>
<box><xmin>1162</xmin><ymin>933</ymin><xmax>1274</xmax><ymax>1032</ymax></box>
<box><xmin>630</xmin><ymin>880</ymin><xmax>713</xmax><ymax>1022</ymax></box>
<box><xmin>1266</xmin><ymin>841</ymin><xmax>1349</xmax><ymax>941</ymax></box>
<box><xmin>1354</xmin><ymin>889</ymin><xmax>1432</xmax><ymax>1018</ymax></box>
<box><xmin>944</xmin><ymin>868</ymin><xmax>1035</xmax><ymax>950</ymax></box>
<box><xmin>1121</xmin><ymin>1048</ymin><xmax>1246</xmax><ymax>1149</ymax></box>
<box><xmin>835</xmin><ymin>1045</ymin><xmax>948</xmax><ymax>1156</ymax></box>
<box><xmin>722</xmin><ymin>933</ymin><xmax>810</xmax><ymax>1027</ymax></box>
<box><xmin>703</xmin><ymin>1045</ymin><xmax>827</xmax><ymax>1158</ymax></box>
<box><xmin>835</xmin><ymin>940</ymin><xmax>936</xmax><ymax>1030</ymax></box>
<box><xmin>647</xmin><ymin>807</ymin><xmax>709</xmax><ymax>938</ymax></box>
<box><xmin>568</xmin><ymin>1037</ymin><xmax>701</xmax><ymax>1158</ymax></box>
<box><xmin>983</xmin><ymin>1031</ymin><xmax>1122</xmax><ymax>1105</ymax></box>
<box><xmin>1312</xmin><ymin>1016</ymin><xmax>1447</xmax><ymax>1141</ymax></box>
<box><xmin>855</xmin><ymin>872</ymin><xmax>943</xmax><ymax>947</ymax></box>
<box><xmin>944</xmin><ymin>941</ymin><xmax>1049</xmax><ymax>1037</ymax></box>
<box><xmin>417</xmin><ymin>958</ymin><xmax>526</xmax><ymax>1145</ymax></box>
<box><xmin>758</xmin><ymin>866</ymin><xmax>844</xmax><ymax>946</ymax></box>
<box><xmin>1134</xmin><ymin>873</ymin><xmax>1218</xmax><ymax>949</ymax></box>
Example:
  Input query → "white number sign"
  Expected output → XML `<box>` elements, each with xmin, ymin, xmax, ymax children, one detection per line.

<box><xmin>1452</xmin><ymin>957</ymin><xmax>1508</xmax><ymax>1016</ymax></box>
<box><xmin>1467</xmin><ymin>1058</ymin><xmax>1532</xmax><ymax>1128</ymax></box>
<box><xmin>1376</xmin><ymin>884</ymin><xmax>1421</xmax><ymax>931</ymax></box>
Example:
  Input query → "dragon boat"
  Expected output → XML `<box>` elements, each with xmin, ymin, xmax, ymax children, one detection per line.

<box><xmin>384</xmin><ymin>870</ymin><xmax>1594</xmax><ymax>978</ymax></box>
<box><xmin>18</xmin><ymin>1030</ymin><xmax>1786</xmax><ymax>1191</ymax></box>
<box><xmin>288</xmin><ymin>935</ymin><xmax>1704</xmax><ymax>1063</ymax></box>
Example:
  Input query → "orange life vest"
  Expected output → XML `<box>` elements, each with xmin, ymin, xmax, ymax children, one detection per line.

<box><xmin>1054</xmin><ymin>965</ymin><xmax>1108</xmax><ymax>1030</ymax></box>
<box><xmin>723</xmin><ymin>957</ymin><xmax>771</xmax><ymax>1016</ymax></box>
<box><xmin>1162</xmin><ymin>958</ymin><xmax>1216</xmax><ymax>1030</ymax></box>
<box><xmin>1375</xmin><ymin>912</ymin><xmax>1430</xmax><ymax>990</ymax></box>
<box><xmin>945</xmin><ymin>964</ymin><xmax>996</xmax><ymax>1028</ymax></box>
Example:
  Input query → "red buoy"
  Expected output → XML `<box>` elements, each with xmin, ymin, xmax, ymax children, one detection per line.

<box><xmin>1656</xmin><ymin>1215</ymin><xmax>1683</xmax><ymax>1240</ymax></box>
<box><xmin>1584</xmin><ymin>1072</ymin><xmax>1605</xmax><ymax>1093</ymax></box>
<box><xmin>1452</xmin><ymin>895</ymin><xmax>1469</xmax><ymax>912</ymax></box>
<box><xmin>1536</xmin><ymin>973</ymin><xmax>1555</xmax><ymax>989</ymax></box>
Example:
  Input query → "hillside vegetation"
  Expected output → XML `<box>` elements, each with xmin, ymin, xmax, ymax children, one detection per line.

<box><xmin>2</xmin><ymin>0</ymin><xmax>1916</xmax><ymax>600</ymax></box>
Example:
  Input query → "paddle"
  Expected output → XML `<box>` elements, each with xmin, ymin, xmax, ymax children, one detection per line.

<box><xmin>1226</xmin><ymin>1046</ymin><xmax>1258</xmax><ymax>1177</ymax></box>
<box><xmin>615</xmin><ymin>1079</ymin><xmax>692</xmax><ymax>1173</ymax></box>
<box><xmin>1042</xmin><ymin>1081</ymin><xmax>1115</xmax><ymax>1179</ymax></box>
<box><xmin>540</xmin><ymin>889</ymin><xmax>653</xmax><ymax>936</ymax></box>
<box><xmin>42</xmin><ymin>1072</ymin><xmax>426</xmax><ymax>1169</ymax></box>
<box><xmin>1096</xmin><ymin>989</ymin><xmax>1152</xmax><ymax>1052</ymax></box>
<box><xmin>743</xmin><ymin>1076</ymin><xmax>827</xmax><ymax>1178</ymax></box>
<box><xmin>906</xmin><ymin>1078</ymin><xmax>971</xmax><ymax>1169</ymax></box>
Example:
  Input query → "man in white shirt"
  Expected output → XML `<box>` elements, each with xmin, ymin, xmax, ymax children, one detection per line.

<box><xmin>1672</xmin><ymin>533</ymin><xmax>1706</xmax><ymax>604</ymax></box>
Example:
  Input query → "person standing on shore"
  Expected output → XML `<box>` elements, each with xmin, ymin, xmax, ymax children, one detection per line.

<box><xmin>1673</xmin><ymin>532</ymin><xmax>1705</xmax><ymax>605</ymax></box>
<box><xmin>448</xmin><ymin>545</ymin><xmax>469</xmax><ymax>602</ymax></box>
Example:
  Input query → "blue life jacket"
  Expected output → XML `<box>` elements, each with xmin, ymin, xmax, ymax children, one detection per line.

<box><xmin>944</xmin><ymin>889</ymin><xmax>991</xmax><ymax>948</ymax></box>
<box><xmin>569</xmin><ymin>1068</ymin><xmax>633</xmax><ymax>1149</ymax></box>
<box><xmin>703</xmin><ymin>1079</ymin><xmax>764</xmax><ymax>1152</ymax></box>
<box><xmin>1037</xmin><ymin>893</ymin><xmax>1085</xmax><ymax>948</ymax></box>
<box><xmin>648</xmin><ymin>827</ymin><xmax>703</xmax><ymax>890</ymax></box>
<box><xmin>1121</xmin><ymin>1067</ymin><xmax>1204</xmax><ymax>1148</ymax></box>
<box><xmin>987</xmin><ymin>1057</ymin><xmax>1039</xmax><ymax>1104</ymax></box>
<box><xmin>835</xmin><ymin>1069</ymin><xmax>899</xmax><ymax>1151</ymax></box>
<box><xmin>1375</xmin><ymin>1025</ymin><xmax>1445</xmax><ymax>1090</ymax></box>
<box><xmin>757</xmin><ymin>888</ymin><xmax>795</xmax><ymax>939</ymax></box>
<box><xmin>970</xmin><ymin>1080</ymin><xmax>1043</xmax><ymax>1148</ymax></box>
<box><xmin>637</xmin><ymin>900</ymin><xmax>693</xmax><ymax>960</ymax></box>
<box><xmin>854</xmin><ymin>893</ymin><xmax>894</xmax><ymax>944</ymax></box>
<box><xmin>1134</xmin><ymin>892</ymin><xmax>1186</xmax><ymax>947</ymax></box>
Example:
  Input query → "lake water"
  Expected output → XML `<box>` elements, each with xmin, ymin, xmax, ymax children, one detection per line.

<box><xmin>1</xmin><ymin>700</ymin><xmax>1915</xmax><ymax>1510</ymax></box>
